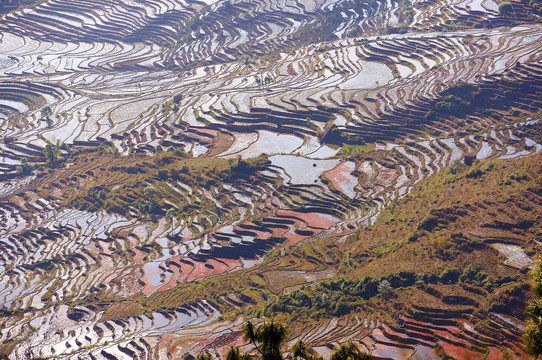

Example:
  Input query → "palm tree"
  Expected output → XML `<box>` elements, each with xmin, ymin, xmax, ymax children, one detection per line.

<box><xmin>330</xmin><ymin>342</ymin><xmax>371</xmax><ymax>360</ymax></box>
<box><xmin>243</xmin><ymin>321</ymin><xmax>288</xmax><ymax>360</ymax></box>
<box><xmin>292</xmin><ymin>340</ymin><xmax>321</xmax><ymax>360</ymax></box>
<box><xmin>524</xmin><ymin>299</ymin><xmax>542</xmax><ymax>358</ymax></box>
<box><xmin>197</xmin><ymin>352</ymin><xmax>213</xmax><ymax>360</ymax></box>
<box><xmin>292</xmin><ymin>340</ymin><xmax>310</xmax><ymax>360</ymax></box>
<box><xmin>259</xmin><ymin>322</ymin><xmax>288</xmax><ymax>360</ymax></box>
<box><xmin>225</xmin><ymin>347</ymin><xmax>251</xmax><ymax>360</ymax></box>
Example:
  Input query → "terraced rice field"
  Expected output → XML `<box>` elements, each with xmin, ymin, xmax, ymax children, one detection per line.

<box><xmin>0</xmin><ymin>0</ymin><xmax>541</xmax><ymax>358</ymax></box>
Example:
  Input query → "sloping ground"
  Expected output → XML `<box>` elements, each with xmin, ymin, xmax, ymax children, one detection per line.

<box><xmin>3</xmin><ymin>131</ymin><xmax>539</xmax><ymax>359</ymax></box>
<box><xmin>0</xmin><ymin>1</ymin><xmax>540</xmax><ymax>176</ymax></box>
<box><xmin>0</xmin><ymin>27</ymin><xmax>540</xmax><ymax>182</ymax></box>
<box><xmin>145</xmin><ymin>150</ymin><xmax>542</xmax><ymax>360</ymax></box>
<box><xmin>275</xmin><ymin>150</ymin><xmax>542</xmax><ymax>358</ymax></box>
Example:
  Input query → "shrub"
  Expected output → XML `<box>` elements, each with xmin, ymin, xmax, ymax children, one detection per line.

<box><xmin>43</xmin><ymin>139</ymin><xmax>62</xmax><ymax>165</ymax></box>
<box><xmin>158</xmin><ymin>169</ymin><xmax>169</xmax><ymax>180</ymax></box>
<box><xmin>439</xmin><ymin>268</ymin><xmax>461</xmax><ymax>284</ymax></box>
<box><xmin>499</xmin><ymin>2</ymin><xmax>514</xmax><ymax>16</ymax></box>
<box><xmin>435</xmin><ymin>95</ymin><xmax>470</xmax><ymax>116</ymax></box>
<box><xmin>263</xmin><ymin>268</ymin><xmax>491</xmax><ymax>319</ymax></box>
<box><xmin>466</xmin><ymin>169</ymin><xmax>483</xmax><ymax>179</ymax></box>
<box><xmin>144</xmin><ymin>186</ymin><xmax>156</xmax><ymax>200</ymax></box>
<box><xmin>417</xmin><ymin>215</ymin><xmax>439</xmax><ymax>231</ymax></box>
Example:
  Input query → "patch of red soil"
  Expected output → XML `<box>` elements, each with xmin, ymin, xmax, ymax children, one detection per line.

<box><xmin>375</xmin><ymin>166</ymin><xmax>398</xmax><ymax>187</ymax></box>
<box><xmin>196</xmin><ymin>129</ymin><xmax>219</xmax><ymax>136</ymax></box>
<box><xmin>206</xmin><ymin>258</ymin><xmax>230</xmax><ymax>275</ymax></box>
<box><xmin>214</xmin><ymin>333</ymin><xmax>247</xmax><ymax>358</ymax></box>
<box><xmin>276</xmin><ymin>210</ymin><xmax>340</xmax><ymax>229</ymax></box>
<box><xmin>186</xmin><ymin>260</ymin><xmax>215</xmax><ymax>282</ymax></box>
<box><xmin>178</xmin><ymin>258</ymin><xmax>196</xmax><ymax>282</ymax></box>
<box><xmin>216</xmin><ymin>257</ymin><xmax>243</xmax><ymax>271</ymax></box>
<box><xmin>439</xmin><ymin>341</ymin><xmax>484</xmax><ymax>360</ymax></box>
<box><xmin>283</xmin><ymin>227</ymin><xmax>323</xmax><ymax>247</ymax></box>
<box><xmin>97</xmin><ymin>240</ymin><xmax>113</xmax><ymax>255</ymax></box>
<box><xmin>325</xmin><ymin>161</ymin><xmax>357</xmax><ymax>198</ymax></box>
<box><xmin>158</xmin><ymin>264</ymin><xmax>181</xmax><ymax>292</ymax></box>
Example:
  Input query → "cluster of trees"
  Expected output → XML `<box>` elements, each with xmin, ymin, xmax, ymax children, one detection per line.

<box><xmin>432</xmin><ymin>79</ymin><xmax>532</xmax><ymax>119</ymax></box>
<box><xmin>70</xmin><ymin>153</ymin><xmax>269</xmax><ymax>218</ymax></box>
<box><xmin>397</xmin><ymin>0</ymin><xmax>414</xmax><ymax>24</ymax></box>
<box><xmin>227</xmin><ymin>156</ymin><xmax>270</xmax><ymax>179</ymax></box>
<box><xmin>196</xmin><ymin>321</ymin><xmax>371</xmax><ymax>360</ymax></box>
<box><xmin>528</xmin><ymin>0</ymin><xmax>542</xmax><ymax>15</ymax></box>
<box><xmin>263</xmin><ymin>268</ymin><xmax>493</xmax><ymax>319</ymax></box>
<box><xmin>194</xmin><ymin>263</ymin><xmax>542</xmax><ymax>358</ymax></box>
<box><xmin>498</xmin><ymin>2</ymin><xmax>514</xmax><ymax>16</ymax></box>
<box><xmin>156</xmin><ymin>152</ymin><xmax>268</xmax><ymax>184</ymax></box>
<box><xmin>43</xmin><ymin>139</ymin><xmax>62</xmax><ymax>166</ymax></box>
<box><xmin>70</xmin><ymin>185</ymin><xmax>127</xmax><ymax>214</ymax></box>
<box><xmin>434</xmin><ymin>82</ymin><xmax>484</xmax><ymax>117</ymax></box>
<box><xmin>255</xmin><ymin>76</ymin><xmax>273</xmax><ymax>90</ymax></box>
<box><xmin>138</xmin><ymin>186</ymin><xmax>161</xmax><ymax>215</ymax></box>
<box><xmin>15</xmin><ymin>158</ymin><xmax>32</xmax><ymax>175</ymax></box>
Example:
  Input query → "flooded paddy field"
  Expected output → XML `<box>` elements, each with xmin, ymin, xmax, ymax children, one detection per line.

<box><xmin>0</xmin><ymin>0</ymin><xmax>541</xmax><ymax>358</ymax></box>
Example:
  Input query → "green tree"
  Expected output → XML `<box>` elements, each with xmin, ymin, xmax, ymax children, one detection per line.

<box><xmin>144</xmin><ymin>186</ymin><xmax>157</xmax><ymax>200</ymax></box>
<box><xmin>243</xmin><ymin>321</ymin><xmax>288</xmax><ymax>360</ymax></box>
<box><xmin>225</xmin><ymin>347</ymin><xmax>251</xmax><ymax>360</ymax></box>
<box><xmin>166</xmin><ymin>208</ymin><xmax>177</xmax><ymax>221</ymax></box>
<box><xmin>330</xmin><ymin>342</ymin><xmax>371</xmax><ymax>360</ymax></box>
<box><xmin>140</xmin><ymin>186</ymin><xmax>160</xmax><ymax>214</ymax></box>
<box><xmin>292</xmin><ymin>340</ymin><xmax>321</xmax><ymax>360</ymax></box>
<box><xmin>16</xmin><ymin>158</ymin><xmax>32</xmax><ymax>175</ymax></box>
<box><xmin>41</xmin><ymin>106</ymin><xmax>52</xmax><ymax>120</ymax></box>
<box><xmin>499</xmin><ymin>2</ymin><xmax>514</xmax><ymax>16</ymax></box>
<box><xmin>524</xmin><ymin>260</ymin><xmax>542</xmax><ymax>358</ymax></box>
<box><xmin>41</xmin><ymin>106</ymin><xmax>53</xmax><ymax>126</ymax></box>
<box><xmin>293</xmin><ymin>340</ymin><xmax>311</xmax><ymax>360</ymax></box>
<box><xmin>264</xmin><ymin>76</ymin><xmax>272</xmax><ymax>89</ymax></box>
<box><xmin>43</xmin><ymin>139</ymin><xmax>61</xmax><ymax>165</ymax></box>
<box><xmin>197</xmin><ymin>352</ymin><xmax>213</xmax><ymax>360</ymax></box>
